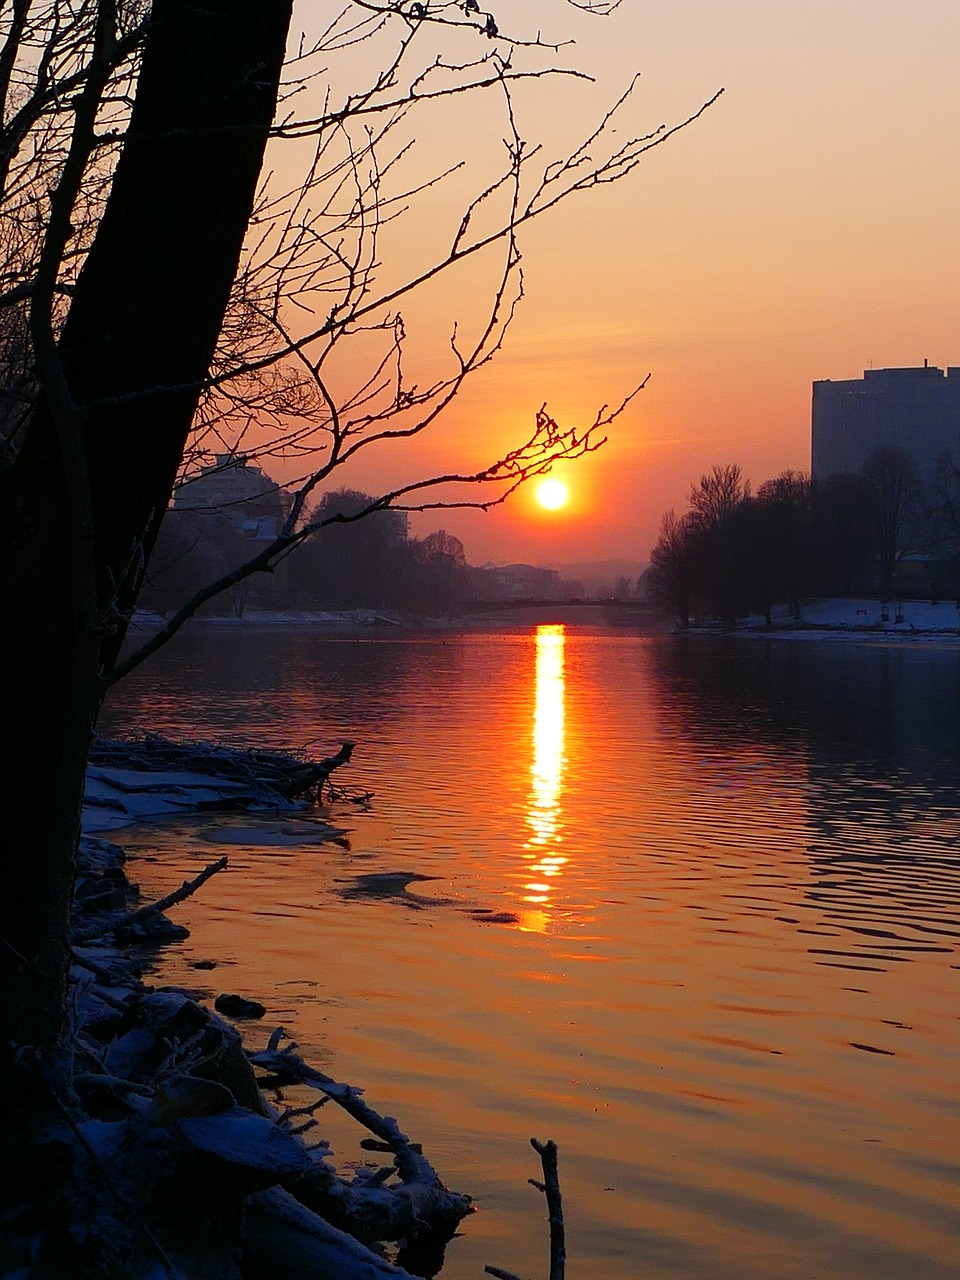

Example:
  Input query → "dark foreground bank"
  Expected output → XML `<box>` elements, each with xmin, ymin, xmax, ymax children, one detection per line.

<box><xmin>3</xmin><ymin>741</ymin><xmax>477</xmax><ymax>1280</ymax></box>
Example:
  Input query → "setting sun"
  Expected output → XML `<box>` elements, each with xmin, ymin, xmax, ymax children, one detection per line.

<box><xmin>536</xmin><ymin>478</ymin><xmax>569</xmax><ymax>511</ymax></box>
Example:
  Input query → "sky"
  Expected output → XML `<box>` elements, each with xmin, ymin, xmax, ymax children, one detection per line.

<box><xmin>263</xmin><ymin>1</ymin><xmax>960</xmax><ymax>567</ymax></box>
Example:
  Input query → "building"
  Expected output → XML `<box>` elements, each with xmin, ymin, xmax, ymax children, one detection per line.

<box><xmin>811</xmin><ymin>363</ymin><xmax>960</xmax><ymax>484</ymax></box>
<box><xmin>172</xmin><ymin>452</ymin><xmax>283</xmax><ymax>540</ymax></box>
<box><xmin>466</xmin><ymin>563</ymin><xmax>563</xmax><ymax>601</ymax></box>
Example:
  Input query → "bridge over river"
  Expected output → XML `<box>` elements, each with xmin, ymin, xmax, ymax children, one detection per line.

<box><xmin>452</xmin><ymin>598</ymin><xmax>667</xmax><ymax>626</ymax></box>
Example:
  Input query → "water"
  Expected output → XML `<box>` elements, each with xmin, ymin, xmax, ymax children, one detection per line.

<box><xmin>99</xmin><ymin>625</ymin><xmax>960</xmax><ymax>1279</ymax></box>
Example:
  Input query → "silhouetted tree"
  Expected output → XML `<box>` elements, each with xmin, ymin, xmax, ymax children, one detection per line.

<box><xmin>753</xmin><ymin>470</ymin><xmax>812</xmax><ymax>618</ymax></box>
<box><xmin>293</xmin><ymin>488</ymin><xmax>410</xmax><ymax>608</ymax></box>
<box><xmin>688</xmin><ymin>462</ymin><xmax>750</xmax><ymax>527</ymax></box>
<box><xmin>648</xmin><ymin>508</ymin><xmax>698</xmax><ymax>627</ymax></box>
<box><xmin>862</xmin><ymin>446</ymin><xmax>919</xmax><ymax>595</ymax></box>
<box><xmin>811</xmin><ymin>472</ymin><xmax>874</xmax><ymax>596</ymax></box>
<box><xmin>687</xmin><ymin>463</ymin><xmax>750</xmax><ymax>625</ymax></box>
<box><xmin>927</xmin><ymin>448</ymin><xmax>960</xmax><ymax>598</ymax></box>
<box><xmin>414</xmin><ymin>529</ymin><xmax>467</xmax><ymax>612</ymax></box>
<box><xmin>0</xmin><ymin>0</ymin><xmax>293</xmax><ymax>1063</ymax></box>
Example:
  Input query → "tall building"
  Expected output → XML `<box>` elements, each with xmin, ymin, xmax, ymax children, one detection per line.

<box><xmin>811</xmin><ymin>363</ymin><xmax>960</xmax><ymax>483</ymax></box>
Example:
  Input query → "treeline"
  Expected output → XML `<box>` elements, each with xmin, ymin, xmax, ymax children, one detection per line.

<box><xmin>646</xmin><ymin>449</ymin><xmax>960</xmax><ymax>627</ymax></box>
<box><xmin>140</xmin><ymin>488</ymin><xmax>468</xmax><ymax>616</ymax></box>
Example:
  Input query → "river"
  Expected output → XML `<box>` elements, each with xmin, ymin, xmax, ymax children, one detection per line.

<box><xmin>99</xmin><ymin>624</ymin><xmax>960</xmax><ymax>1280</ymax></box>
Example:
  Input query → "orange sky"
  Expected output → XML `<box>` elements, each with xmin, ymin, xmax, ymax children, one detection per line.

<box><xmin>261</xmin><ymin>1</ymin><xmax>960</xmax><ymax>567</ymax></box>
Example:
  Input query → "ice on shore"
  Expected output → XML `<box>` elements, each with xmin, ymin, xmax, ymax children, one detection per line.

<box><xmin>82</xmin><ymin>765</ymin><xmax>263</xmax><ymax>834</ymax></box>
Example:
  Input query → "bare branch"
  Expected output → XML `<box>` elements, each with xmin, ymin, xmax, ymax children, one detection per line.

<box><xmin>530</xmin><ymin>1138</ymin><xmax>566</xmax><ymax>1280</ymax></box>
<box><xmin>74</xmin><ymin>856</ymin><xmax>229</xmax><ymax>944</ymax></box>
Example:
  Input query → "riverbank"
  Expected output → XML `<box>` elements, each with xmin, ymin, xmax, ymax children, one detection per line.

<box><xmin>5</xmin><ymin>740</ymin><xmax>476</xmax><ymax>1280</ymax></box>
<box><xmin>702</xmin><ymin>597</ymin><xmax>960</xmax><ymax>643</ymax></box>
<box><xmin>131</xmin><ymin>607</ymin><xmax>408</xmax><ymax>631</ymax></box>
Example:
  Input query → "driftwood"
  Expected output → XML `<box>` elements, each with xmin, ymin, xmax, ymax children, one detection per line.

<box><xmin>90</xmin><ymin>734</ymin><xmax>357</xmax><ymax>803</ymax></box>
<box><xmin>250</xmin><ymin>1029</ymin><xmax>473</xmax><ymax>1249</ymax></box>
<box><xmin>74</xmin><ymin>855</ymin><xmax>228</xmax><ymax>944</ymax></box>
<box><xmin>243</xmin><ymin>1187</ymin><xmax>426</xmax><ymax>1280</ymax></box>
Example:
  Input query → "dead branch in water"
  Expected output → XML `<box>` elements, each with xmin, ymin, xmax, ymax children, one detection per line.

<box><xmin>530</xmin><ymin>1138</ymin><xmax>566</xmax><ymax>1280</ymax></box>
<box><xmin>74</xmin><ymin>856</ymin><xmax>228</xmax><ymax>944</ymax></box>
<box><xmin>250</xmin><ymin>1029</ymin><xmax>472</xmax><ymax>1245</ymax></box>
<box><xmin>486</xmin><ymin>1137</ymin><xmax>566</xmax><ymax>1280</ymax></box>
<box><xmin>252</xmin><ymin>1028</ymin><xmax>443</xmax><ymax>1187</ymax></box>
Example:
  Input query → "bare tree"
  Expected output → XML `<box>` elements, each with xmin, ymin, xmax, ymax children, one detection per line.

<box><xmin>685</xmin><ymin>463</ymin><xmax>750</xmax><ymax>625</ymax></box>
<box><xmin>927</xmin><ymin>447</ymin><xmax>960</xmax><ymax>599</ymax></box>
<box><xmin>648</xmin><ymin>507</ymin><xmax>697</xmax><ymax>627</ymax></box>
<box><xmin>688</xmin><ymin>462</ymin><xmax>750</xmax><ymax>529</ymax></box>
<box><xmin>1</xmin><ymin>0</ymin><xmax>297</xmax><ymax>1068</ymax></box>
<box><xmin>752</xmin><ymin>470</ymin><xmax>812</xmax><ymax>619</ymax></box>
<box><xmin>862</xmin><ymin>446</ymin><xmax>919</xmax><ymax>596</ymax></box>
<box><xmin>0</xmin><ymin>0</ymin><xmax>719</xmax><ymax>1081</ymax></box>
<box><xmin>414</xmin><ymin>527</ymin><xmax>467</xmax><ymax>611</ymax></box>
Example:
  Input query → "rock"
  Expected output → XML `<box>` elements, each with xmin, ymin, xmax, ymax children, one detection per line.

<box><xmin>177</xmin><ymin>1108</ymin><xmax>310</xmax><ymax>1176</ymax></box>
<box><xmin>215</xmin><ymin>993</ymin><xmax>267</xmax><ymax>1020</ymax></box>
<box><xmin>106</xmin><ymin>990</ymin><xmax>266</xmax><ymax>1112</ymax></box>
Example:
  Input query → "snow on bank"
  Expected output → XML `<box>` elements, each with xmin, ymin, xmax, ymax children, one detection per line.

<box><xmin>725</xmin><ymin>598</ymin><xmax>960</xmax><ymax>643</ymax></box>
<box><xmin>82</xmin><ymin>737</ymin><xmax>355</xmax><ymax>835</ymax></box>
<box><xmin>82</xmin><ymin>765</ymin><xmax>262</xmax><ymax>833</ymax></box>
<box><xmin>129</xmin><ymin>607</ymin><xmax>403</xmax><ymax>631</ymax></box>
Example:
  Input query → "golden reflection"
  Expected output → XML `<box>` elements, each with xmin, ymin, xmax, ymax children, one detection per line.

<box><xmin>521</xmin><ymin>625</ymin><xmax>568</xmax><ymax>931</ymax></box>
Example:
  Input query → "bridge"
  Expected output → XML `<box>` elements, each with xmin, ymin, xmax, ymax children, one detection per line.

<box><xmin>452</xmin><ymin>598</ymin><xmax>665</xmax><ymax>625</ymax></box>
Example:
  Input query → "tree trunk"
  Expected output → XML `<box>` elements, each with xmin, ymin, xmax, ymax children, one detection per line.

<box><xmin>0</xmin><ymin>0</ymin><xmax>292</xmax><ymax>1065</ymax></box>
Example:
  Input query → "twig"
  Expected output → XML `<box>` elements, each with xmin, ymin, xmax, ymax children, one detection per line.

<box><xmin>123</xmin><ymin>856</ymin><xmax>228</xmax><ymax>922</ymax></box>
<box><xmin>530</xmin><ymin>1138</ymin><xmax>565</xmax><ymax>1280</ymax></box>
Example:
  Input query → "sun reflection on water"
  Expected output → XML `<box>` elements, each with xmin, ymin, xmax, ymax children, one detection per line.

<box><xmin>521</xmin><ymin>625</ymin><xmax>568</xmax><ymax>931</ymax></box>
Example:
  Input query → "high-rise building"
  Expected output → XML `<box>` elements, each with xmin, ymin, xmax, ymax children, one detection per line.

<box><xmin>811</xmin><ymin>363</ymin><xmax>960</xmax><ymax>483</ymax></box>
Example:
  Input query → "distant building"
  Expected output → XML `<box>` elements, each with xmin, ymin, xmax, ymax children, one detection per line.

<box><xmin>173</xmin><ymin>452</ymin><xmax>283</xmax><ymax>540</ymax></box>
<box><xmin>812</xmin><ymin>363</ymin><xmax>960</xmax><ymax>484</ymax></box>
<box><xmin>465</xmin><ymin>563</ymin><xmax>563</xmax><ymax>601</ymax></box>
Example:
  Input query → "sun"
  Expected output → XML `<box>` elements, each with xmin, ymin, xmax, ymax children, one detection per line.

<box><xmin>536</xmin><ymin>478</ymin><xmax>569</xmax><ymax>511</ymax></box>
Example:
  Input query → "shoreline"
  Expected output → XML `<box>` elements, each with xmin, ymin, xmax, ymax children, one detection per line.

<box><xmin>128</xmin><ymin>599</ymin><xmax>960</xmax><ymax>647</ymax></box>
<box><xmin>683</xmin><ymin>596</ymin><xmax>960</xmax><ymax>647</ymax></box>
<box><xmin>6</xmin><ymin>739</ymin><xmax>473</xmax><ymax>1279</ymax></box>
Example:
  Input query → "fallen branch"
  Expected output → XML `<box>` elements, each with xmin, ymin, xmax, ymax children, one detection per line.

<box><xmin>252</xmin><ymin>1028</ymin><xmax>444</xmax><ymax>1188</ymax></box>
<box><xmin>74</xmin><ymin>856</ymin><xmax>228</xmax><ymax>943</ymax></box>
<box><xmin>250</xmin><ymin>1030</ymin><xmax>472</xmax><ymax>1244</ymax></box>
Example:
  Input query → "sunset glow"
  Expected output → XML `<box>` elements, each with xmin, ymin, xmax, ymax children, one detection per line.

<box><xmin>328</xmin><ymin>4</ymin><xmax>960</xmax><ymax>569</ymax></box>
